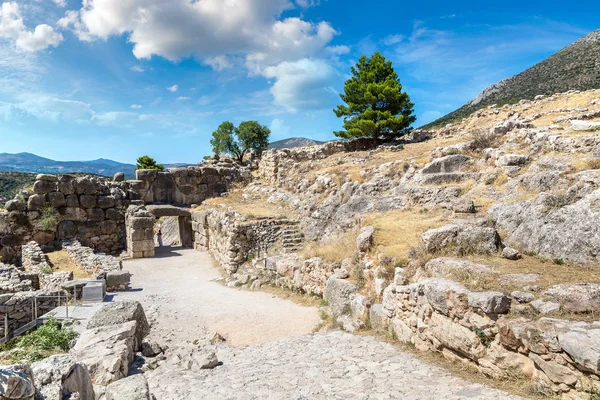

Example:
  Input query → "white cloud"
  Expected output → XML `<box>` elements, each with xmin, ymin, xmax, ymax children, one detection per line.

<box><xmin>177</xmin><ymin>96</ymin><xmax>191</xmax><ymax>101</ymax></box>
<box><xmin>53</xmin><ymin>0</ymin><xmax>67</xmax><ymax>8</ymax></box>
<box><xmin>295</xmin><ymin>0</ymin><xmax>319</xmax><ymax>8</ymax></box>
<box><xmin>130</xmin><ymin>65</ymin><xmax>145</xmax><ymax>72</ymax></box>
<box><xmin>381</xmin><ymin>34</ymin><xmax>404</xmax><ymax>46</ymax></box>
<box><xmin>269</xmin><ymin>118</ymin><xmax>291</xmax><ymax>140</ymax></box>
<box><xmin>262</xmin><ymin>58</ymin><xmax>339</xmax><ymax>112</ymax></box>
<box><xmin>59</xmin><ymin>0</ymin><xmax>339</xmax><ymax>70</ymax></box>
<box><xmin>0</xmin><ymin>2</ymin><xmax>63</xmax><ymax>51</ymax></box>
<box><xmin>130</xmin><ymin>104</ymin><xmax>142</xmax><ymax>109</ymax></box>
<box><xmin>204</xmin><ymin>55</ymin><xmax>233</xmax><ymax>71</ymax></box>
<box><xmin>167</xmin><ymin>85</ymin><xmax>178</xmax><ymax>92</ymax></box>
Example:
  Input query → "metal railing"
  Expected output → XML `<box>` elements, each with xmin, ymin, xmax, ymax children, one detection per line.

<box><xmin>0</xmin><ymin>291</ymin><xmax>76</xmax><ymax>345</ymax></box>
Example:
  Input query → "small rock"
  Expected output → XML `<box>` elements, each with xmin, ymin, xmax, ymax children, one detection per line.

<box><xmin>501</xmin><ymin>246</ymin><xmax>522</xmax><ymax>260</ymax></box>
<box><xmin>356</xmin><ymin>226</ymin><xmax>375</xmax><ymax>252</ymax></box>
<box><xmin>530</xmin><ymin>299</ymin><xmax>560</xmax><ymax>314</ymax></box>
<box><xmin>141</xmin><ymin>341</ymin><xmax>163</xmax><ymax>358</ymax></box>
<box><xmin>511</xmin><ymin>291</ymin><xmax>534</xmax><ymax>303</ymax></box>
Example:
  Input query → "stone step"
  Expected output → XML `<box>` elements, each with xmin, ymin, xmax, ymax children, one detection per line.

<box><xmin>282</xmin><ymin>238</ymin><xmax>302</xmax><ymax>245</ymax></box>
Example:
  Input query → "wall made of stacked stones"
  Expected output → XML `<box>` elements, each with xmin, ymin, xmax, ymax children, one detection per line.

<box><xmin>0</xmin><ymin>290</ymin><xmax>64</xmax><ymax>338</ymax></box>
<box><xmin>125</xmin><ymin>205</ymin><xmax>155</xmax><ymax>259</ymax></box>
<box><xmin>191</xmin><ymin>209</ymin><xmax>297</xmax><ymax>274</ymax></box>
<box><xmin>133</xmin><ymin>161</ymin><xmax>251</xmax><ymax>206</ymax></box>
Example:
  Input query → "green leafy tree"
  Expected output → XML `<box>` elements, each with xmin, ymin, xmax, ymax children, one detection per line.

<box><xmin>136</xmin><ymin>155</ymin><xmax>164</xmax><ymax>171</ymax></box>
<box><xmin>210</xmin><ymin>121</ymin><xmax>270</xmax><ymax>163</ymax></box>
<box><xmin>334</xmin><ymin>52</ymin><xmax>416</xmax><ymax>139</ymax></box>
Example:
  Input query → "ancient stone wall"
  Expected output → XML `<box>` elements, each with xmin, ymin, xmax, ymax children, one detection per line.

<box><xmin>133</xmin><ymin>161</ymin><xmax>250</xmax><ymax>205</ymax></box>
<box><xmin>125</xmin><ymin>205</ymin><xmax>156</xmax><ymax>259</ymax></box>
<box><xmin>257</xmin><ymin>138</ymin><xmax>391</xmax><ymax>187</ymax></box>
<box><xmin>0</xmin><ymin>162</ymin><xmax>248</xmax><ymax>263</ymax></box>
<box><xmin>191</xmin><ymin>209</ymin><xmax>298</xmax><ymax>273</ymax></box>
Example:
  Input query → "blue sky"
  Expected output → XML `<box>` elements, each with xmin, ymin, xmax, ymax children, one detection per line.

<box><xmin>0</xmin><ymin>0</ymin><xmax>598</xmax><ymax>164</ymax></box>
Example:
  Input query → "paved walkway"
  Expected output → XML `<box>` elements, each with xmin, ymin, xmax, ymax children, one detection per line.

<box><xmin>116</xmin><ymin>246</ymin><xmax>320</xmax><ymax>347</ymax></box>
<box><xmin>147</xmin><ymin>331</ymin><xmax>522</xmax><ymax>400</ymax></box>
<box><xmin>118</xmin><ymin>247</ymin><xmax>522</xmax><ymax>399</ymax></box>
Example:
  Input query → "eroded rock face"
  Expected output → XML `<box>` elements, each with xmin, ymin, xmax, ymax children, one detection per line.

<box><xmin>71</xmin><ymin>321</ymin><xmax>138</xmax><ymax>385</ymax></box>
<box><xmin>105</xmin><ymin>374</ymin><xmax>151</xmax><ymax>400</ymax></box>
<box><xmin>324</xmin><ymin>276</ymin><xmax>357</xmax><ymax>318</ymax></box>
<box><xmin>421</xmin><ymin>222</ymin><xmax>500</xmax><ymax>255</ymax></box>
<box><xmin>31</xmin><ymin>354</ymin><xmax>95</xmax><ymax>400</ymax></box>
<box><xmin>87</xmin><ymin>300</ymin><xmax>150</xmax><ymax>349</ymax></box>
<box><xmin>489</xmin><ymin>190</ymin><xmax>600</xmax><ymax>263</ymax></box>
<box><xmin>0</xmin><ymin>365</ymin><xmax>35</xmax><ymax>400</ymax></box>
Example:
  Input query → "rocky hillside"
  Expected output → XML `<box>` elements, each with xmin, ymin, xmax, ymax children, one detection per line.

<box><xmin>268</xmin><ymin>137</ymin><xmax>325</xmax><ymax>150</ymax></box>
<box><xmin>0</xmin><ymin>172</ymin><xmax>36</xmax><ymax>204</ymax></box>
<box><xmin>199</xmin><ymin>88</ymin><xmax>600</xmax><ymax>398</ymax></box>
<box><xmin>428</xmin><ymin>29</ymin><xmax>600</xmax><ymax>127</ymax></box>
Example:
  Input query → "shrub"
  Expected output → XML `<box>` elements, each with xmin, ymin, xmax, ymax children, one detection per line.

<box><xmin>39</xmin><ymin>206</ymin><xmax>59</xmax><ymax>231</ymax></box>
<box><xmin>470</xmin><ymin>129</ymin><xmax>497</xmax><ymax>151</ymax></box>
<box><xmin>586</xmin><ymin>158</ymin><xmax>600</xmax><ymax>170</ymax></box>
<box><xmin>553</xmin><ymin>258</ymin><xmax>565</xmax><ymax>265</ymax></box>
<box><xmin>0</xmin><ymin>317</ymin><xmax>78</xmax><ymax>364</ymax></box>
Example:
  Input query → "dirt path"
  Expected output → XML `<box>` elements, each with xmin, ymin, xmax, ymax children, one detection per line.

<box><xmin>113</xmin><ymin>246</ymin><xmax>319</xmax><ymax>347</ymax></box>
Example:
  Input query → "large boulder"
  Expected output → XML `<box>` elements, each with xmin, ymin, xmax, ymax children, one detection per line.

<box><xmin>71</xmin><ymin>321</ymin><xmax>138</xmax><ymax>385</ymax></box>
<box><xmin>87</xmin><ymin>300</ymin><xmax>149</xmax><ymax>349</ymax></box>
<box><xmin>489</xmin><ymin>190</ymin><xmax>600</xmax><ymax>263</ymax></box>
<box><xmin>31</xmin><ymin>354</ymin><xmax>95</xmax><ymax>400</ymax></box>
<box><xmin>421</xmin><ymin>223</ymin><xmax>500</xmax><ymax>254</ymax></box>
<box><xmin>558</xmin><ymin>326</ymin><xmax>600</xmax><ymax>374</ymax></box>
<box><xmin>0</xmin><ymin>364</ymin><xmax>35</xmax><ymax>399</ymax></box>
<box><xmin>324</xmin><ymin>276</ymin><xmax>357</xmax><ymax>318</ymax></box>
<box><xmin>105</xmin><ymin>374</ymin><xmax>151</xmax><ymax>400</ymax></box>
<box><xmin>421</xmin><ymin>154</ymin><xmax>474</xmax><ymax>174</ymax></box>
<box><xmin>543</xmin><ymin>283</ymin><xmax>600</xmax><ymax>313</ymax></box>
<box><xmin>355</xmin><ymin>226</ymin><xmax>374</xmax><ymax>252</ymax></box>
<box><xmin>424</xmin><ymin>257</ymin><xmax>494</xmax><ymax>278</ymax></box>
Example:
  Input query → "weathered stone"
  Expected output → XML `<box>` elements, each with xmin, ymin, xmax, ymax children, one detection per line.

<box><xmin>531</xmin><ymin>300</ymin><xmax>560</xmax><ymax>314</ymax></box>
<box><xmin>141</xmin><ymin>340</ymin><xmax>163</xmax><ymax>358</ymax></box>
<box><xmin>467</xmin><ymin>292</ymin><xmax>511</xmax><ymax>314</ymax></box>
<box><xmin>0</xmin><ymin>364</ymin><xmax>35</xmax><ymax>399</ymax></box>
<box><xmin>33</xmin><ymin>180</ymin><xmax>57</xmax><ymax>195</ymax></box>
<box><xmin>495</xmin><ymin>154</ymin><xmax>529</xmax><ymax>167</ymax></box>
<box><xmin>97</xmin><ymin>196</ymin><xmax>116</xmax><ymax>209</ymax></box>
<box><xmin>106</xmin><ymin>271</ymin><xmax>131</xmax><ymax>290</ymax></box>
<box><xmin>453</xmin><ymin>197</ymin><xmax>476</xmax><ymax>213</ymax></box>
<box><xmin>511</xmin><ymin>291</ymin><xmax>535</xmax><ymax>303</ymax></box>
<box><xmin>87</xmin><ymin>208</ymin><xmax>105</xmax><ymax>222</ymax></box>
<box><xmin>543</xmin><ymin>283</ymin><xmax>600</xmax><ymax>313</ymax></box>
<box><xmin>5</xmin><ymin>199</ymin><xmax>26</xmax><ymax>212</ymax></box>
<box><xmin>571</xmin><ymin>120</ymin><xmax>600</xmax><ymax>131</ymax></box>
<box><xmin>501</xmin><ymin>246</ymin><xmax>522</xmax><ymax>260</ymax></box>
<box><xmin>27</xmin><ymin>194</ymin><xmax>46</xmax><ymax>210</ymax></box>
<box><xmin>529</xmin><ymin>353</ymin><xmax>578</xmax><ymax>385</ymax></box>
<box><xmin>87</xmin><ymin>300</ymin><xmax>149</xmax><ymax>349</ymax></box>
<box><xmin>428</xmin><ymin>312</ymin><xmax>486</xmax><ymax>360</ymax></box>
<box><xmin>356</xmin><ymin>226</ymin><xmax>374</xmax><ymax>252</ymax></box>
<box><xmin>75</xmin><ymin>177</ymin><xmax>96</xmax><ymax>195</ymax></box>
<box><xmin>31</xmin><ymin>354</ymin><xmax>95</xmax><ymax>400</ymax></box>
<box><xmin>421</xmin><ymin>154</ymin><xmax>474</xmax><ymax>174</ymax></box>
<box><xmin>47</xmin><ymin>191</ymin><xmax>66</xmax><ymax>207</ymax></box>
<box><xmin>113</xmin><ymin>172</ymin><xmax>125</xmax><ymax>182</ymax></box>
<box><xmin>421</xmin><ymin>223</ymin><xmax>500</xmax><ymax>254</ymax></box>
<box><xmin>79</xmin><ymin>195</ymin><xmax>96</xmax><ymax>209</ymax></box>
<box><xmin>105</xmin><ymin>374</ymin><xmax>150</xmax><ymax>400</ymax></box>
<box><xmin>65</xmin><ymin>194</ymin><xmax>79</xmax><ymax>208</ymax></box>
<box><xmin>369</xmin><ymin>304</ymin><xmax>391</xmax><ymax>332</ymax></box>
<box><xmin>71</xmin><ymin>321</ymin><xmax>137</xmax><ymax>385</ymax></box>
<box><xmin>558</xmin><ymin>327</ymin><xmax>600</xmax><ymax>374</ymax></box>
<box><xmin>136</xmin><ymin>169</ymin><xmax>158</xmax><ymax>182</ymax></box>
<box><xmin>105</xmin><ymin>208</ymin><xmax>124</xmax><ymax>221</ymax></box>
<box><xmin>424</xmin><ymin>257</ymin><xmax>494</xmax><ymax>278</ymax></box>
<box><xmin>324</xmin><ymin>276</ymin><xmax>357</xmax><ymax>318</ymax></box>
<box><xmin>419</xmin><ymin>278</ymin><xmax>469</xmax><ymax>316</ymax></box>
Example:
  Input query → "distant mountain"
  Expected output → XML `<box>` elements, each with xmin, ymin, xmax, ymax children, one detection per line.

<box><xmin>0</xmin><ymin>153</ymin><xmax>196</xmax><ymax>179</ymax></box>
<box><xmin>0</xmin><ymin>152</ymin><xmax>136</xmax><ymax>178</ymax></box>
<box><xmin>427</xmin><ymin>29</ymin><xmax>600</xmax><ymax>128</ymax></box>
<box><xmin>268</xmin><ymin>137</ymin><xmax>325</xmax><ymax>150</ymax></box>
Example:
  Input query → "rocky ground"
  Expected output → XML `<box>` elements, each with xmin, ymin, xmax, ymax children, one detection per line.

<box><xmin>146</xmin><ymin>331</ymin><xmax>523</xmax><ymax>400</ymax></box>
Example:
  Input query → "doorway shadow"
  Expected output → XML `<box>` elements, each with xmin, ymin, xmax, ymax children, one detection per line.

<box><xmin>153</xmin><ymin>246</ymin><xmax>185</xmax><ymax>258</ymax></box>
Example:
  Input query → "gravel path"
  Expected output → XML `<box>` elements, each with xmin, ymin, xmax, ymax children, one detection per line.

<box><xmin>115</xmin><ymin>247</ymin><xmax>320</xmax><ymax>347</ymax></box>
<box><xmin>147</xmin><ymin>331</ymin><xmax>523</xmax><ymax>400</ymax></box>
<box><xmin>118</xmin><ymin>247</ymin><xmax>522</xmax><ymax>399</ymax></box>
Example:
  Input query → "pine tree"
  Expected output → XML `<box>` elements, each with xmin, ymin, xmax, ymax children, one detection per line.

<box><xmin>334</xmin><ymin>52</ymin><xmax>415</xmax><ymax>139</ymax></box>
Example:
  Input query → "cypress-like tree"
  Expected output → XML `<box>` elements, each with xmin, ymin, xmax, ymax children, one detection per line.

<box><xmin>334</xmin><ymin>52</ymin><xmax>416</xmax><ymax>139</ymax></box>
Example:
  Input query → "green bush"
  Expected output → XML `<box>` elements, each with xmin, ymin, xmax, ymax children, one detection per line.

<box><xmin>0</xmin><ymin>317</ymin><xmax>78</xmax><ymax>364</ymax></box>
<box><xmin>39</xmin><ymin>206</ymin><xmax>59</xmax><ymax>231</ymax></box>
